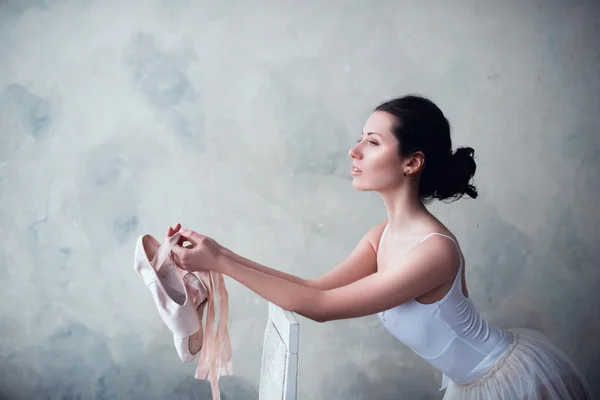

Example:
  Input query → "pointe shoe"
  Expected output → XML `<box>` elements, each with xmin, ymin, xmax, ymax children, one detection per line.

<box><xmin>134</xmin><ymin>233</ymin><xmax>201</xmax><ymax>348</ymax></box>
<box><xmin>134</xmin><ymin>230</ymin><xmax>233</xmax><ymax>400</ymax></box>
<box><xmin>174</xmin><ymin>272</ymin><xmax>209</xmax><ymax>362</ymax></box>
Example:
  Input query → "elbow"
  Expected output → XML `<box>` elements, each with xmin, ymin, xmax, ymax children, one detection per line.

<box><xmin>289</xmin><ymin>289</ymin><xmax>330</xmax><ymax>323</ymax></box>
<box><xmin>312</xmin><ymin>314</ymin><xmax>328</xmax><ymax>323</ymax></box>
<box><xmin>309</xmin><ymin>291</ymin><xmax>331</xmax><ymax>323</ymax></box>
<box><xmin>292</xmin><ymin>308</ymin><xmax>327</xmax><ymax>323</ymax></box>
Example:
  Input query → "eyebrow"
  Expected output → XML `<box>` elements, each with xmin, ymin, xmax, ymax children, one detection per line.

<box><xmin>362</xmin><ymin>132</ymin><xmax>383</xmax><ymax>137</ymax></box>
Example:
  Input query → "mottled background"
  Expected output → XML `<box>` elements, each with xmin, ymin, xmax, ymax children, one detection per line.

<box><xmin>1</xmin><ymin>0</ymin><xmax>599</xmax><ymax>399</ymax></box>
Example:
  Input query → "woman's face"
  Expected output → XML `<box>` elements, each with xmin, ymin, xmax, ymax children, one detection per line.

<box><xmin>349</xmin><ymin>111</ymin><xmax>405</xmax><ymax>192</ymax></box>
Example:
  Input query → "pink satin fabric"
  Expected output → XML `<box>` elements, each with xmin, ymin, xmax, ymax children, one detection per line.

<box><xmin>152</xmin><ymin>235</ymin><xmax>233</xmax><ymax>400</ymax></box>
<box><xmin>193</xmin><ymin>269</ymin><xmax>233</xmax><ymax>400</ymax></box>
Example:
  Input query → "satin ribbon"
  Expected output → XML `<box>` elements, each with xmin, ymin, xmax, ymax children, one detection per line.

<box><xmin>154</xmin><ymin>233</ymin><xmax>233</xmax><ymax>400</ymax></box>
<box><xmin>194</xmin><ymin>270</ymin><xmax>233</xmax><ymax>400</ymax></box>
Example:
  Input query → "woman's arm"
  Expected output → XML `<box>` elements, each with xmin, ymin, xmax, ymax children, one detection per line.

<box><xmin>218</xmin><ymin>250</ymin><xmax>322</xmax><ymax>321</ymax></box>
<box><xmin>305</xmin><ymin>222</ymin><xmax>385</xmax><ymax>289</ymax></box>
<box><xmin>217</xmin><ymin>235</ymin><xmax>459</xmax><ymax>323</ymax></box>
<box><xmin>171</xmin><ymin>223</ymin><xmax>314</xmax><ymax>288</ymax></box>
<box><xmin>219</xmin><ymin>221</ymin><xmax>386</xmax><ymax>290</ymax></box>
<box><xmin>219</xmin><ymin>247</ymin><xmax>311</xmax><ymax>287</ymax></box>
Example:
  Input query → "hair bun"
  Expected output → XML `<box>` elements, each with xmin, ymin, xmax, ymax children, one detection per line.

<box><xmin>449</xmin><ymin>147</ymin><xmax>478</xmax><ymax>199</ymax></box>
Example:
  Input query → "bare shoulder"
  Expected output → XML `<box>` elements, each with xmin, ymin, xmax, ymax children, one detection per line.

<box><xmin>419</xmin><ymin>233</ymin><xmax>460</xmax><ymax>259</ymax></box>
<box><xmin>427</xmin><ymin>216</ymin><xmax>460</xmax><ymax>237</ymax></box>
<box><xmin>420</xmin><ymin>222</ymin><xmax>463</xmax><ymax>271</ymax></box>
<box><xmin>419</xmin><ymin>225</ymin><xmax>468</xmax><ymax>293</ymax></box>
<box><xmin>364</xmin><ymin>220</ymin><xmax>389</xmax><ymax>252</ymax></box>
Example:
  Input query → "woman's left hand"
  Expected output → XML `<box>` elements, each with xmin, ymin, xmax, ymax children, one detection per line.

<box><xmin>171</xmin><ymin>228</ymin><xmax>224</xmax><ymax>273</ymax></box>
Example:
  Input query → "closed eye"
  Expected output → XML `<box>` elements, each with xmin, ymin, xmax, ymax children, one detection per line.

<box><xmin>357</xmin><ymin>138</ymin><xmax>379</xmax><ymax>145</ymax></box>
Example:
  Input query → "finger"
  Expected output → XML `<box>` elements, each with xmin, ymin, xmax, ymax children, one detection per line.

<box><xmin>170</xmin><ymin>244</ymin><xmax>187</xmax><ymax>259</ymax></box>
<box><xmin>179</xmin><ymin>228</ymin><xmax>203</xmax><ymax>245</ymax></box>
<box><xmin>177</xmin><ymin>235</ymin><xmax>192</xmax><ymax>248</ymax></box>
<box><xmin>167</xmin><ymin>223</ymin><xmax>182</xmax><ymax>237</ymax></box>
<box><xmin>170</xmin><ymin>250</ymin><xmax>181</xmax><ymax>267</ymax></box>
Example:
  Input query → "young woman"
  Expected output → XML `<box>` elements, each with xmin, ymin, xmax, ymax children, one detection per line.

<box><xmin>169</xmin><ymin>95</ymin><xmax>592</xmax><ymax>399</ymax></box>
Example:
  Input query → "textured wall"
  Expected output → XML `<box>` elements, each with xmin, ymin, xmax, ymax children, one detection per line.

<box><xmin>1</xmin><ymin>0</ymin><xmax>599</xmax><ymax>399</ymax></box>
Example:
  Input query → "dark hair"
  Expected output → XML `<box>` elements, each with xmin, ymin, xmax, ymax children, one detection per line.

<box><xmin>375</xmin><ymin>94</ymin><xmax>477</xmax><ymax>203</ymax></box>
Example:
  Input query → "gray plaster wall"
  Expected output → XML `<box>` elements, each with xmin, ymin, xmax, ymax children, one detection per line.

<box><xmin>1</xmin><ymin>1</ymin><xmax>599</xmax><ymax>399</ymax></box>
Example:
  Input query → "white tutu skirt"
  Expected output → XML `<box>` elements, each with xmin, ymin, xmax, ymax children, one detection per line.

<box><xmin>442</xmin><ymin>328</ymin><xmax>593</xmax><ymax>400</ymax></box>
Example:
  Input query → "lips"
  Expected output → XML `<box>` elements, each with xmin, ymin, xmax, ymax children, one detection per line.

<box><xmin>351</xmin><ymin>164</ymin><xmax>362</xmax><ymax>175</ymax></box>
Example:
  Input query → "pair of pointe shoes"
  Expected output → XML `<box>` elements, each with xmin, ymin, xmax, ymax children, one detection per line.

<box><xmin>134</xmin><ymin>231</ymin><xmax>232</xmax><ymax>399</ymax></box>
<box><xmin>134</xmin><ymin>232</ymin><xmax>208</xmax><ymax>362</ymax></box>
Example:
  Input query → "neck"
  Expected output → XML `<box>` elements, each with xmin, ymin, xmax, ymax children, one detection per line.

<box><xmin>379</xmin><ymin>182</ymin><xmax>428</xmax><ymax>228</ymax></box>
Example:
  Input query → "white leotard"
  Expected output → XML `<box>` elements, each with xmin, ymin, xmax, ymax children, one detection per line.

<box><xmin>377</xmin><ymin>224</ymin><xmax>512</xmax><ymax>389</ymax></box>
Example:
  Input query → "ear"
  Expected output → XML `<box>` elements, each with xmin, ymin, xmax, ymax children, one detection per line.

<box><xmin>405</xmin><ymin>151</ymin><xmax>425</xmax><ymax>174</ymax></box>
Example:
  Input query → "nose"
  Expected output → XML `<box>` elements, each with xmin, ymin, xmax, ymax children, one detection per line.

<box><xmin>349</xmin><ymin>143</ymin><xmax>362</xmax><ymax>160</ymax></box>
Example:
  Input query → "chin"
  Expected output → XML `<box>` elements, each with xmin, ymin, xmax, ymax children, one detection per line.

<box><xmin>351</xmin><ymin>177</ymin><xmax>374</xmax><ymax>191</ymax></box>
